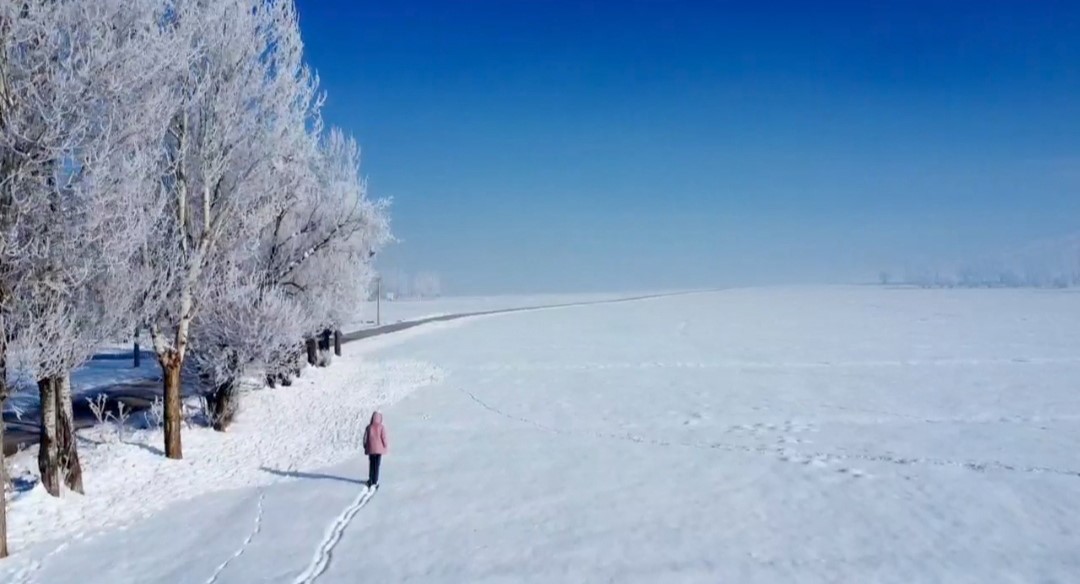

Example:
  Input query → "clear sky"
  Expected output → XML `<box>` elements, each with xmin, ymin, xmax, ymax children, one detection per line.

<box><xmin>297</xmin><ymin>0</ymin><xmax>1080</xmax><ymax>294</ymax></box>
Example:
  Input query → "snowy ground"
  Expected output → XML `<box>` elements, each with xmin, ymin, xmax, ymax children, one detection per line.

<box><xmin>4</xmin><ymin>286</ymin><xmax>1080</xmax><ymax>583</ymax></box>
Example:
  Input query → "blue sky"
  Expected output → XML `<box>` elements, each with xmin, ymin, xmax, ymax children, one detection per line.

<box><xmin>298</xmin><ymin>0</ymin><xmax>1080</xmax><ymax>294</ymax></box>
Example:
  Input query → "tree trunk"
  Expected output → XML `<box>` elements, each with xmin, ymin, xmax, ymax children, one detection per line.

<box><xmin>317</xmin><ymin>329</ymin><xmax>331</xmax><ymax>367</ymax></box>
<box><xmin>0</xmin><ymin>339</ymin><xmax>10</xmax><ymax>559</ymax></box>
<box><xmin>56</xmin><ymin>372</ymin><xmax>83</xmax><ymax>493</ymax></box>
<box><xmin>0</xmin><ymin>421</ymin><xmax>6</xmax><ymax>558</ymax></box>
<box><xmin>0</xmin><ymin>394</ymin><xmax>6</xmax><ymax>558</ymax></box>
<box><xmin>37</xmin><ymin>376</ymin><xmax>60</xmax><ymax>497</ymax></box>
<box><xmin>207</xmin><ymin>377</ymin><xmax>237</xmax><ymax>432</ymax></box>
<box><xmin>305</xmin><ymin>337</ymin><xmax>317</xmax><ymax>366</ymax></box>
<box><xmin>333</xmin><ymin>330</ymin><xmax>342</xmax><ymax>356</ymax></box>
<box><xmin>161</xmin><ymin>352</ymin><xmax>183</xmax><ymax>459</ymax></box>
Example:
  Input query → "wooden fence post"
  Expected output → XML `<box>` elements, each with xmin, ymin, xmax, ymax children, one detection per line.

<box><xmin>133</xmin><ymin>326</ymin><xmax>140</xmax><ymax>368</ymax></box>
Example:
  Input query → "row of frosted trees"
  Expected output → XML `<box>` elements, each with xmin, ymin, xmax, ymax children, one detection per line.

<box><xmin>886</xmin><ymin>240</ymin><xmax>1080</xmax><ymax>289</ymax></box>
<box><xmin>0</xmin><ymin>0</ymin><xmax>389</xmax><ymax>557</ymax></box>
<box><xmin>379</xmin><ymin>269</ymin><xmax>443</xmax><ymax>300</ymax></box>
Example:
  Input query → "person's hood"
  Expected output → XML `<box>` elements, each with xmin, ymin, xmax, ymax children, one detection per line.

<box><xmin>370</xmin><ymin>411</ymin><xmax>382</xmax><ymax>425</ymax></box>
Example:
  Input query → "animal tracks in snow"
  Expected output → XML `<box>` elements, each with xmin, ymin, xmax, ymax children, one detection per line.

<box><xmin>205</xmin><ymin>491</ymin><xmax>266</xmax><ymax>584</ymax></box>
<box><xmin>9</xmin><ymin>541</ymin><xmax>69</xmax><ymax>584</ymax></box>
<box><xmin>459</xmin><ymin>387</ymin><xmax>1080</xmax><ymax>482</ymax></box>
<box><xmin>293</xmin><ymin>486</ymin><xmax>377</xmax><ymax>584</ymax></box>
<box><xmin>724</xmin><ymin>420</ymin><xmax>817</xmax><ymax>437</ymax></box>
<box><xmin>460</xmin><ymin>356</ymin><xmax>1080</xmax><ymax>373</ymax></box>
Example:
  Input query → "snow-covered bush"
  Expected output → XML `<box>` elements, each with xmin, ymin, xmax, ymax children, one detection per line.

<box><xmin>141</xmin><ymin>397</ymin><xmax>165</xmax><ymax>430</ymax></box>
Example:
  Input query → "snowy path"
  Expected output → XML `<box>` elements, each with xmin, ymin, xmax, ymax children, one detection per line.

<box><xmin>6</xmin><ymin>286</ymin><xmax>1080</xmax><ymax>582</ymax></box>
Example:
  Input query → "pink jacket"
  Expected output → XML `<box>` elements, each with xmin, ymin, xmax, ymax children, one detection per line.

<box><xmin>363</xmin><ymin>412</ymin><xmax>388</xmax><ymax>455</ymax></box>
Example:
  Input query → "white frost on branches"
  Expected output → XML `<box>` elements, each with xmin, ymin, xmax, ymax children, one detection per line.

<box><xmin>141</xmin><ymin>0</ymin><xmax>322</xmax><ymax>368</ymax></box>
<box><xmin>0</xmin><ymin>0</ymin><xmax>177</xmax><ymax>381</ymax></box>
<box><xmin>0</xmin><ymin>0</ymin><xmax>389</xmax><ymax>465</ymax></box>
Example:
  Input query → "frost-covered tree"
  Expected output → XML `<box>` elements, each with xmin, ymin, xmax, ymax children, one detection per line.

<box><xmin>413</xmin><ymin>271</ymin><xmax>442</xmax><ymax>299</ymax></box>
<box><xmin>380</xmin><ymin>268</ymin><xmax>411</xmax><ymax>299</ymax></box>
<box><xmin>188</xmin><ymin>270</ymin><xmax>308</xmax><ymax>429</ymax></box>
<box><xmin>140</xmin><ymin>0</ymin><xmax>319</xmax><ymax>458</ymax></box>
<box><xmin>900</xmin><ymin>234</ymin><xmax>1080</xmax><ymax>289</ymax></box>
<box><xmin>0</xmin><ymin>0</ymin><xmax>177</xmax><ymax>551</ymax></box>
<box><xmin>186</xmin><ymin>122</ymin><xmax>319</xmax><ymax>429</ymax></box>
<box><xmin>17</xmin><ymin>0</ymin><xmax>174</xmax><ymax>497</ymax></box>
<box><xmin>200</xmin><ymin>127</ymin><xmax>388</xmax><ymax>423</ymax></box>
<box><xmin>283</xmin><ymin>130</ymin><xmax>390</xmax><ymax>329</ymax></box>
<box><xmin>186</xmin><ymin>126</ymin><xmax>389</xmax><ymax>431</ymax></box>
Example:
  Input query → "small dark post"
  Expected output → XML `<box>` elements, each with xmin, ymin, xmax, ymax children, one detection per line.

<box><xmin>133</xmin><ymin>326</ymin><xmax>140</xmax><ymax>368</ymax></box>
<box><xmin>333</xmin><ymin>330</ymin><xmax>342</xmax><ymax>356</ymax></box>
<box><xmin>305</xmin><ymin>337</ymin><xmax>318</xmax><ymax>366</ymax></box>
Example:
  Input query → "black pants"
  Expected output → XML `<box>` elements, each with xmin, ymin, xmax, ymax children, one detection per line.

<box><xmin>368</xmin><ymin>454</ymin><xmax>382</xmax><ymax>486</ymax></box>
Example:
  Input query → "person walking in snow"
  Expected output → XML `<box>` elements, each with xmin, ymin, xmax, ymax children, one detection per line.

<box><xmin>363</xmin><ymin>411</ymin><xmax>388</xmax><ymax>488</ymax></box>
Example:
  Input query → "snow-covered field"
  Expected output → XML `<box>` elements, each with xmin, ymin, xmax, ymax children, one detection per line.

<box><xmin>4</xmin><ymin>286</ymin><xmax>1080</xmax><ymax>583</ymax></box>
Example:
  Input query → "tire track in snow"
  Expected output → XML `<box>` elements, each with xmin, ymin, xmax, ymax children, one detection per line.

<box><xmin>293</xmin><ymin>486</ymin><xmax>376</xmax><ymax>584</ymax></box>
<box><xmin>458</xmin><ymin>387</ymin><xmax>1080</xmax><ymax>479</ymax></box>
<box><xmin>205</xmin><ymin>490</ymin><xmax>266</xmax><ymax>584</ymax></box>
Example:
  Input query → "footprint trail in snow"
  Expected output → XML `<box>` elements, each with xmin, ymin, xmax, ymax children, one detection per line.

<box><xmin>205</xmin><ymin>491</ymin><xmax>266</xmax><ymax>584</ymax></box>
<box><xmin>294</xmin><ymin>485</ymin><xmax>377</xmax><ymax>584</ymax></box>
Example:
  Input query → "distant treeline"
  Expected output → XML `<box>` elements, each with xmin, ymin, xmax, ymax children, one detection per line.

<box><xmin>881</xmin><ymin>235</ymin><xmax>1080</xmax><ymax>289</ymax></box>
